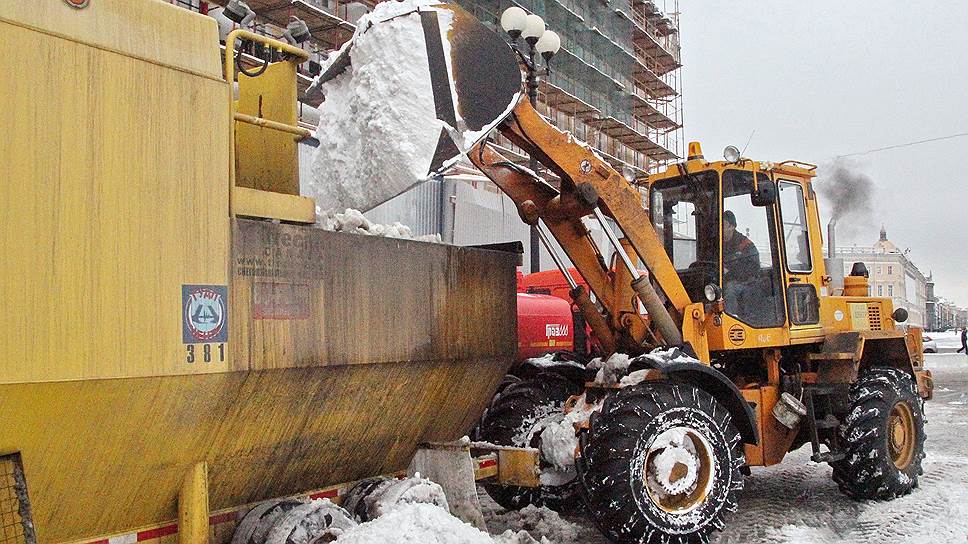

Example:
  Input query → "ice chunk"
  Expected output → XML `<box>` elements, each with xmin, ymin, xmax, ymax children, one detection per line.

<box><xmin>593</xmin><ymin>353</ymin><xmax>632</xmax><ymax>385</ymax></box>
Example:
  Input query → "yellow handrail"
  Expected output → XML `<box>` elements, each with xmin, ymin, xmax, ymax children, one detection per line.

<box><xmin>233</xmin><ymin>112</ymin><xmax>312</xmax><ymax>140</ymax></box>
<box><xmin>779</xmin><ymin>160</ymin><xmax>818</xmax><ymax>172</ymax></box>
<box><xmin>222</xmin><ymin>29</ymin><xmax>310</xmax><ymax>83</ymax></box>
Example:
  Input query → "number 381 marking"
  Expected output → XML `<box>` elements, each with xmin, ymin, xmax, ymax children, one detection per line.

<box><xmin>186</xmin><ymin>343</ymin><xmax>225</xmax><ymax>363</ymax></box>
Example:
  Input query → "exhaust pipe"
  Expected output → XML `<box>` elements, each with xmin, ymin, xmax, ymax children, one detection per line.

<box><xmin>827</xmin><ymin>219</ymin><xmax>837</xmax><ymax>259</ymax></box>
<box><xmin>825</xmin><ymin>219</ymin><xmax>844</xmax><ymax>293</ymax></box>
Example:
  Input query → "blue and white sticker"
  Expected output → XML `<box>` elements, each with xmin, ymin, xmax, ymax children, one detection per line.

<box><xmin>182</xmin><ymin>285</ymin><xmax>228</xmax><ymax>344</ymax></box>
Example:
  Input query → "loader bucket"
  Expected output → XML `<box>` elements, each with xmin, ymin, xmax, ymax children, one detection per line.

<box><xmin>308</xmin><ymin>2</ymin><xmax>523</xmax><ymax>211</ymax></box>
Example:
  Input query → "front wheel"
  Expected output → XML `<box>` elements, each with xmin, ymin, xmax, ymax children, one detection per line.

<box><xmin>832</xmin><ymin>366</ymin><xmax>926</xmax><ymax>500</ymax></box>
<box><xmin>476</xmin><ymin>372</ymin><xmax>581</xmax><ymax>510</ymax></box>
<box><xmin>579</xmin><ymin>382</ymin><xmax>745</xmax><ymax>544</ymax></box>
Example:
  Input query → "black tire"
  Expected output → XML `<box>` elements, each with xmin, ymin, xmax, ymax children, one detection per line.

<box><xmin>477</xmin><ymin>372</ymin><xmax>581</xmax><ymax>511</ymax></box>
<box><xmin>579</xmin><ymin>382</ymin><xmax>744</xmax><ymax>544</ymax></box>
<box><xmin>832</xmin><ymin>366</ymin><xmax>925</xmax><ymax>500</ymax></box>
<box><xmin>472</xmin><ymin>374</ymin><xmax>523</xmax><ymax>441</ymax></box>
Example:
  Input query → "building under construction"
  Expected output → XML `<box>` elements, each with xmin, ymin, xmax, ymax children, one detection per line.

<box><xmin>174</xmin><ymin>0</ymin><xmax>684</xmax><ymax>268</ymax></box>
<box><xmin>456</xmin><ymin>0</ymin><xmax>682</xmax><ymax>176</ymax></box>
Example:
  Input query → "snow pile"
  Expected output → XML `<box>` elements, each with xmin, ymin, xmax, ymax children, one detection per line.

<box><xmin>485</xmin><ymin>505</ymin><xmax>580</xmax><ymax>544</ymax></box>
<box><xmin>524</xmin><ymin>353</ymin><xmax>557</xmax><ymax>368</ymax></box>
<box><xmin>492</xmin><ymin>532</ymin><xmax>550</xmax><ymax>544</ymax></box>
<box><xmin>318</xmin><ymin>208</ymin><xmax>441</xmax><ymax>242</ymax></box>
<box><xmin>522</xmin><ymin>353</ymin><xmax>585</xmax><ymax>370</ymax></box>
<box><xmin>618</xmin><ymin>369</ymin><xmax>651</xmax><ymax>387</ymax></box>
<box><xmin>590</xmin><ymin>353</ymin><xmax>632</xmax><ymax>385</ymax></box>
<box><xmin>310</xmin><ymin>0</ymin><xmax>447</xmax><ymax>212</ymax></box>
<box><xmin>538</xmin><ymin>394</ymin><xmax>602</xmax><ymax>484</ymax></box>
<box><xmin>333</xmin><ymin>503</ymin><xmax>493</xmax><ymax>544</ymax></box>
<box><xmin>592</xmin><ymin>348</ymin><xmax>701</xmax><ymax>386</ymax></box>
<box><xmin>640</xmin><ymin>346</ymin><xmax>698</xmax><ymax>366</ymax></box>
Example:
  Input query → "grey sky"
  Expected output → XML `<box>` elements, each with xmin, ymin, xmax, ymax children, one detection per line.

<box><xmin>678</xmin><ymin>2</ymin><xmax>968</xmax><ymax>305</ymax></box>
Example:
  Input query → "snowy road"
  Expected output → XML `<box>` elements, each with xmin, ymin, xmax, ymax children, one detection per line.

<box><xmin>483</xmin><ymin>353</ymin><xmax>968</xmax><ymax>543</ymax></box>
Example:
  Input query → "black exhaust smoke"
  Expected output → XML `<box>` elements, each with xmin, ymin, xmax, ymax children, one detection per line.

<box><xmin>817</xmin><ymin>159</ymin><xmax>876</xmax><ymax>240</ymax></box>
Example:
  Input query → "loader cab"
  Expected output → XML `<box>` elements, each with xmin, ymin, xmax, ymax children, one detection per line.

<box><xmin>648</xmin><ymin>143</ymin><xmax>823</xmax><ymax>348</ymax></box>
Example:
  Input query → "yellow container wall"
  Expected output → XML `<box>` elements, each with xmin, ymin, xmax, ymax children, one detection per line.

<box><xmin>0</xmin><ymin>11</ymin><xmax>231</xmax><ymax>383</ymax></box>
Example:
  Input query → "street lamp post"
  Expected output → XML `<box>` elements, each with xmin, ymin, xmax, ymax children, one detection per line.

<box><xmin>500</xmin><ymin>7</ymin><xmax>561</xmax><ymax>274</ymax></box>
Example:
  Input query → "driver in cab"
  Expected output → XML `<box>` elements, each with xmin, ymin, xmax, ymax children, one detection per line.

<box><xmin>722</xmin><ymin>210</ymin><xmax>760</xmax><ymax>311</ymax></box>
<box><xmin>723</xmin><ymin>210</ymin><xmax>759</xmax><ymax>280</ymax></box>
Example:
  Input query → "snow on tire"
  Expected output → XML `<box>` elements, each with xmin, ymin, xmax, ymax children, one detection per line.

<box><xmin>832</xmin><ymin>366</ymin><xmax>926</xmax><ymax>500</ymax></box>
<box><xmin>233</xmin><ymin>499</ymin><xmax>306</xmax><ymax>544</ymax></box>
<box><xmin>579</xmin><ymin>382</ymin><xmax>744</xmax><ymax>544</ymax></box>
<box><xmin>264</xmin><ymin>499</ymin><xmax>357</xmax><ymax>544</ymax></box>
<box><xmin>477</xmin><ymin>372</ymin><xmax>581</xmax><ymax>511</ymax></box>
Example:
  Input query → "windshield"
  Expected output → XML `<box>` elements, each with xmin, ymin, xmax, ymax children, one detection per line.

<box><xmin>650</xmin><ymin>170</ymin><xmax>719</xmax><ymax>301</ymax></box>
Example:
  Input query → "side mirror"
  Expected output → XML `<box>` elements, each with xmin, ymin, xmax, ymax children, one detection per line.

<box><xmin>751</xmin><ymin>177</ymin><xmax>777</xmax><ymax>206</ymax></box>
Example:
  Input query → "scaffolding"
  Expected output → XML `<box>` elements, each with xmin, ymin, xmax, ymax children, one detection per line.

<box><xmin>458</xmin><ymin>0</ymin><xmax>683</xmax><ymax>176</ymax></box>
<box><xmin>178</xmin><ymin>0</ymin><xmax>683</xmax><ymax>176</ymax></box>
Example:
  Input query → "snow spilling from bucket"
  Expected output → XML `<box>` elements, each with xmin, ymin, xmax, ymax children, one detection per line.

<box><xmin>318</xmin><ymin>208</ymin><xmax>441</xmax><ymax>242</ymax></box>
<box><xmin>309</xmin><ymin>1</ymin><xmax>449</xmax><ymax>212</ymax></box>
<box><xmin>308</xmin><ymin>0</ymin><xmax>521</xmax><ymax>215</ymax></box>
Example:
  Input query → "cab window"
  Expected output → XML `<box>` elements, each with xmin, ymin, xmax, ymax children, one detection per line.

<box><xmin>650</xmin><ymin>171</ymin><xmax>719</xmax><ymax>302</ymax></box>
<box><xmin>778</xmin><ymin>181</ymin><xmax>812</xmax><ymax>273</ymax></box>
<box><xmin>722</xmin><ymin>170</ymin><xmax>785</xmax><ymax>328</ymax></box>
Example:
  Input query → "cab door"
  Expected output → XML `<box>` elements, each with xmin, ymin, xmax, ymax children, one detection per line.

<box><xmin>776</xmin><ymin>179</ymin><xmax>822</xmax><ymax>335</ymax></box>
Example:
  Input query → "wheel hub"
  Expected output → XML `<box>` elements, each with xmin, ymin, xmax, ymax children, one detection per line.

<box><xmin>649</xmin><ymin>444</ymin><xmax>699</xmax><ymax>495</ymax></box>
<box><xmin>888</xmin><ymin>401</ymin><xmax>916</xmax><ymax>470</ymax></box>
<box><xmin>643</xmin><ymin>427</ymin><xmax>716</xmax><ymax>514</ymax></box>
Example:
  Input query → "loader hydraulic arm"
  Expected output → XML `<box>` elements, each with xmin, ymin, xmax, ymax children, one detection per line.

<box><xmin>469</xmin><ymin>99</ymin><xmax>693</xmax><ymax>356</ymax></box>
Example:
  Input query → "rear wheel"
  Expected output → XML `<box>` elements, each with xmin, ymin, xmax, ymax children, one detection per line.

<box><xmin>579</xmin><ymin>382</ymin><xmax>744</xmax><ymax>544</ymax></box>
<box><xmin>832</xmin><ymin>366</ymin><xmax>925</xmax><ymax>500</ymax></box>
<box><xmin>476</xmin><ymin>372</ymin><xmax>581</xmax><ymax>510</ymax></box>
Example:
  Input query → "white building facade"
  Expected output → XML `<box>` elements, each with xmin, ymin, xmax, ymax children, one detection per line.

<box><xmin>835</xmin><ymin>226</ymin><xmax>929</xmax><ymax>328</ymax></box>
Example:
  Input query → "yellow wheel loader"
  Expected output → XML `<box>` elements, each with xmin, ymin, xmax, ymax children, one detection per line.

<box><xmin>310</xmin><ymin>4</ymin><xmax>934</xmax><ymax>542</ymax></box>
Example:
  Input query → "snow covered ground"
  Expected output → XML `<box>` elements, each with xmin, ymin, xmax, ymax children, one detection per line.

<box><xmin>304</xmin><ymin>354</ymin><xmax>968</xmax><ymax>543</ymax></box>
<box><xmin>480</xmin><ymin>353</ymin><xmax>968</xmax><ymax>543</ymax></box>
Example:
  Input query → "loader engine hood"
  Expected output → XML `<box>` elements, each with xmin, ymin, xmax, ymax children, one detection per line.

<box><xmin>307</xmin><ymin>1</ymin><xmax>522</xmax><ymax>212</ymax></box>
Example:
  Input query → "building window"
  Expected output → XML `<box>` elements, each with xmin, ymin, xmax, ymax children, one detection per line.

<box><xmin>877</xmin><ymin>266</ymin><xmax>882</xmax><ymax>274</ymax></box>
<box><xmin>888</xmin><ymin>265</ymin><xmax>893</xmax><ymax>275</ymax></box>
<box><xmin>888</xmin><ymin>285</ymin><xmax>894</xmax><ymax>297</ymax></box>
<box><xmin>878</xmin><ymin>285</ymin><xmax>883</xmax><ymax>296</ymax></box>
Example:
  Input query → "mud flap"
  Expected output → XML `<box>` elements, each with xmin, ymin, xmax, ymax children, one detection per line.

<box><xmin>409</xmin><ymin>442</ymin><xmax>487</xmax><ymax>531</ymax></box>
<box><xmin>629</xmin><ymin>352</ymin><xmax>759</xmax><ymax>446</ymax></box>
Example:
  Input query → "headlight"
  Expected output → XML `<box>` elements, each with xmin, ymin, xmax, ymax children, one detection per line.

<box><xmin>723</xmin><ymin>145</ymin><xmax>741</xmax><ymax>163</ymax></box>
<box><xmin>704</xmin><ymin>283</ymin><xmax>722</xmax><ymax>302</ymax></box>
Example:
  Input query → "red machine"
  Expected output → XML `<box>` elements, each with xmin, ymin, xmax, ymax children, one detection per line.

<box><xmin>515</xmin><ymin>268</ymin><xmax>590</xmax><ymax>361</ymax></box>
